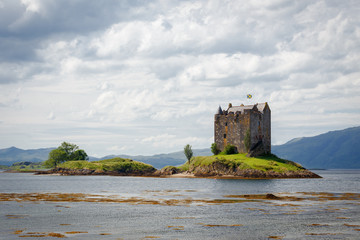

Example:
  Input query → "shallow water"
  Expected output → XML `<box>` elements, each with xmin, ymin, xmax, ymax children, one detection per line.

<box><xmin>0</xmin><ymin>170</ymin><xmax>359</xmax><ymax>239</ymax></box>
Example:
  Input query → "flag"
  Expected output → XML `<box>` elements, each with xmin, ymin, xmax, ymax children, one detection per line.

<box><xmin>247</xmin><ymin>94</ymin><xmax>252</xmax><ymax>99</ymax></box>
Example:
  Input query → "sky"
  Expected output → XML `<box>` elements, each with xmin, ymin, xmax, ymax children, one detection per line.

<box><xmin>0</xmin><ymin>0</ymin><xmax>359</xmax><ymax>157</ymax></box>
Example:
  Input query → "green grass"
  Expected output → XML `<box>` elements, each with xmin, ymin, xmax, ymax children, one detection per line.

<box><xmin>178</xmin><ymin>162</ymin><xmax>190</xmax><ymax>172</ymax></box>
<box><xmin>58</xmin><ymin>157</ymin><xmax>155</xmax><ymax>173</ymax></box>
<box><xmin>7</xmin><ymin>162</ymin><xmax>48</xmax><ymax>171</ymax></box>
<box><xmin>187</xmin><ymin>153</ymin><xmax>304</xmax><ymax>173</ymax></box>
<box><xmin>0</xmin><ymin>165</ymin><xmax>10</xmax><ymax>170</ymax></box>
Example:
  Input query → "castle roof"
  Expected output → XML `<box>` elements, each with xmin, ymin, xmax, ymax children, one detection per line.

<box><xmin>256</xmin><ymin>103</ymin><xmax>268</xmax><ymax>113</ymax></box>
<box><xmin>228</xmin><ymin>102</ymin><xmax>269</xmax><ymax>114</ymax></box>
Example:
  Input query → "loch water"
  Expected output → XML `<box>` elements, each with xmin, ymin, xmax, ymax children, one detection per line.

<box><xmin>0</xmin><ymin>170</ymin><xmax>359</xmax><ymax>239</ymax></box>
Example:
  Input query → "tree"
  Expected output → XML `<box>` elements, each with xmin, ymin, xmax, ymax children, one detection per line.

<box><xmin>44</xmin><ymin>149</ymin><xmax>67</xmax><ymax>168</ymax></box>
<box><xmin>244</xmin><ymin>128</ymin><xmax>251</xmax><ymax>152</ymax></box>
<box><xmin>71</xmin><ymin>149</ymin><xmax>89</xmax><ymax>160</ymax></box>
<box><xmin>184</xmin><ymin>144</ymin><xmax>193</xmax><ymax>164</ymax></box>
<box><xmin>211</xmin><ymin>143</ymin><xmax>220</xmax><ymax>155</ymax></box>
<box><xmin>58</xmin><ymin>142</ymin><xmax>79</xmax><ymax>160</ymax></box>
<box><xmin>43</xmin><ymin>142</ymin><xmax>88</xmax><ymax>168</ymax></box>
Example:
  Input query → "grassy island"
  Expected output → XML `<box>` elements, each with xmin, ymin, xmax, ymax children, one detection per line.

<box><xmin>162</xmin><ymin>153</ymin><xmax>321</xmax><ymax>178</ymax></box>
<box><xmin>48</xmin><ymin>157</ymin><xmax>156</xmax><ymax>176</ymax></box>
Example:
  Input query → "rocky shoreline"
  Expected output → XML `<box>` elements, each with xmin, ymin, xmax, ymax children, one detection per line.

<box><xmin>191</xmin><ymin>169</ymin><xmax>321</xmax><ymax>178</ymax></box>
<box><xmin>36</xmin><ymin>166</ymin><xmax>321</xmax><ymax>179</ymax></box>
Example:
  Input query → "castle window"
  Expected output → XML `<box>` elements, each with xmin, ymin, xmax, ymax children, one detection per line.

<box><xmin>225</xmin><ymin>122</ymin><xmax>228</xmax><ymax>126</ymax></box>
<box><xmin>224</xmin><ymin>134</ymin><xmax>226</xmax><ymax>139</ymax></box>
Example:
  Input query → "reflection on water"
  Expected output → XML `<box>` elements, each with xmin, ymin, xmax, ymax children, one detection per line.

<box><xmin>0</xmin><ymin>170</ymin><xmax>359</xmax><ymax>239</ymax></box>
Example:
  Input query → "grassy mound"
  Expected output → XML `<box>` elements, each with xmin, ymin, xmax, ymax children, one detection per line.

<box><xmin>58</xmin><ymin>157</ymin><xmax>155</xmax><ymax>173</ymax></box>
<box><xmin>162</xmin><ymin>154</ymin><xmax>305</xmax><ymax>174</ymax></box>
<box><xmin>188</xmin><ymin>153</ymin><xmax>304</xmax><ymax>173</ymax></box>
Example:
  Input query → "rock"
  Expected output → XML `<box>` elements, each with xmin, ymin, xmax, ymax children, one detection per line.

<box><xmin>265</xmin><ymin>194</ymin><xmax>281</xmax><ymax>199</ymax></box>
<box><xmin>159</xmin><ymin>166</ymin><xmax>182</xmax><ymax>175</ymax></box>
<box><xmin>94</xmin><ymin>169</ymin><xmax>105</xmax><ymax>174</ymax></box>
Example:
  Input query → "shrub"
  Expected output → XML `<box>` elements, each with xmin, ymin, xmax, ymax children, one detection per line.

<box><xmin>222</xmin><ymin>145</ymin><xmax>238</xmax><ymax>155</ymax></box>
<box><xmin>211</xmin><ymin>143</ymin><xmax>221</xmax><ymax>155</ymax></box>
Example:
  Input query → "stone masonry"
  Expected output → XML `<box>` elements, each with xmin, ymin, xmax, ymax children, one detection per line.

<box><xmin>214</xmin><ymin>102</ymin><xmax>271</xmax><ymax>156</ymax></box>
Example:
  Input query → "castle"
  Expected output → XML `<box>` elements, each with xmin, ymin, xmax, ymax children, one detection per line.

<box><xmin>214</xmin><ymin>102</ymin><xmax>271</xmax><ymax>156</ymax></box>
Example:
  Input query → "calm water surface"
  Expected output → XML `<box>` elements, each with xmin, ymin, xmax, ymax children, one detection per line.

<box><xmin>0</xmin><ymin>170</ymin><xmax>359</xmax><ymax>239</ymax></box>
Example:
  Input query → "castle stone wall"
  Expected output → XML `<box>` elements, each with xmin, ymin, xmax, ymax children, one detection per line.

<box><xmin>214</xmin><ymin>111</ymin><xmax>250</xmax><ymax>153</ymax></box>
<box><xmin>262</xmin><ymin>106</ymin><xmax>271</xmax><ymax>153</ymax></box>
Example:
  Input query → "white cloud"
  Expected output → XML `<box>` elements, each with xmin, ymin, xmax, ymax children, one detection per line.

<box><xmin>47</xmin><ymin>111</ymin><xmax>55</xmax><ymax>120</ymax></box>
<box><xmin>0</xmin><ymin>0</ymin><xmax>359</xmax><ymax>156</ymax></box>
<box><xmin>107</xmin><ymin>145</ymin><xmax>130</xmax><ymax>154</ymax></box>
<box><xmin>141</xmin><ymin>133</ymin><xmax>210</xmax><ymax>151</ymax></box>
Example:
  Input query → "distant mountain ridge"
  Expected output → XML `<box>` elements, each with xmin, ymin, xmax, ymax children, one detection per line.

<box><xmin>98</xmin><ymin>148</ymin><xmax>212</xmax><ymax>169</ymax></box>
<box><xmin>0</xmin><ymin>147</ymin><xmax>55</xmax><ymax>166</ymax></box>
<box><xmin>0</xmin><ymin>126</ymin><xmax>359</xmax><ymax>169</ymax></box>
<box><xmin>272</xmin><ymin>126</ymin><xmax>360</xmax><ymax>169</ymax></box>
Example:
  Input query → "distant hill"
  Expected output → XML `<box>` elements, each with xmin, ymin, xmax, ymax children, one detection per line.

<box><xmin>99</xmin><ymin>148</ymin><xmax>212</xmax><ymax>169</ymax></box>
<box><xmin>272</xmin><ymin>126</ymin><xmax>360</xmax><ymax>169</ymax></box>
<box><xmin>0</xmin><ymin>147</ymin><xmax>55</xmax><ymax>166</ymax></box>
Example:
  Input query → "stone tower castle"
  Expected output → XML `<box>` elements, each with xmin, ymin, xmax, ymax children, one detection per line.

<box><xmin>214</xmin><ymin>102</ymin><xmax>271</xmax><ymax>156</ymax></box>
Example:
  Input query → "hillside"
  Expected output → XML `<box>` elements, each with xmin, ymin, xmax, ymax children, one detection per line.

<box><xmin>103</xmin><ymin>148</ymin><xmax>212</xmax><ymax>169</ymax></box>
<box><xmin>0</xmin><ymin>147</ymin><xmax>54</xmax><ymax>166</ymax></box>
<box><xmin>272</xmin><ymin>126</ymin><xmax>360</xmax><ymax>169</ymax></box>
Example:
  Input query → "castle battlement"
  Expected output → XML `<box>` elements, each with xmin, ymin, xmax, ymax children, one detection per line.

<box><xmin>214</xmin><ymin>102</ymin><xmax>271</xmax><ymax>156</ymax></box>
